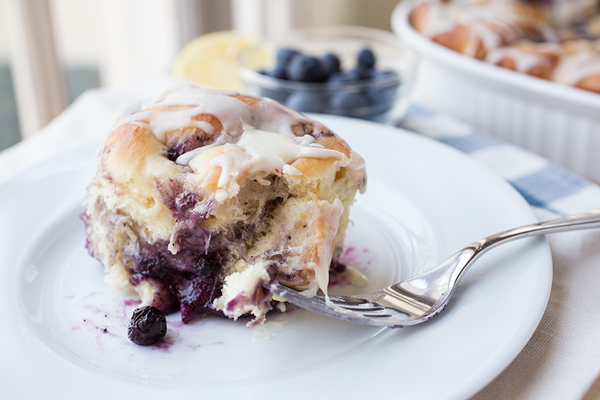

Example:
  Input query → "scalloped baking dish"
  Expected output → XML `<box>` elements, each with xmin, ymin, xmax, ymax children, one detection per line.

<box><xmin>392</xmin><ymin>0</ymin><xmax>600</xmax><ymax>183</ymax></box>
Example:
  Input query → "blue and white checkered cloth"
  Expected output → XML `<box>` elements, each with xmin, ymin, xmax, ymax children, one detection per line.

<box><xmin>400</xmin><ymin>105</ymin><xmax>600</xmax><ymax>217</ymax></box>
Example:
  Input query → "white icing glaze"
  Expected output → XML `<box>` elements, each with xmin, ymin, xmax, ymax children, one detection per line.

<box><xmin>282</xmin><ymin>164</ymin><xmax>303</xmax><ymax>176</ymax></box>
<box><xmin>125</xmin><ymin>108</ymin><xmax>215</xmax><ymax>142</ymax></box>
<box><xmin>486</xmin><ymin>46</ymin><xmax>550</xmax><ymax>73</ymax></box>
<box><xmin>210</xmin><ymin>144</ymin><xmax>251</xmax><ymax>193</ymax></box>
<box><xmin>553</xmin><ymin>51</ymin><xmax>600</xmax><ymax>85</ymax></box>
<box><xmin>310</xmin><ymin>198</ymin><xmax>344</xmax><ymax>297</ymax></box>
<box><xmin>347</xmin><ymin>150</ymin><xmax>366</xmax><ymax>171</ymax></box>
<box><xmin>116</xmin><ymin>85</ymin><xmax>307</xmax><ymax>143</ymax></box>
<box><xmin>175</xmin><ymin>143</ymin><xmax>218</xmax><ymax>165</ymax></box>
<box><xmin>191</xmin><ymin>125</ymin><xmax>349</xmax><ymax>203</ymax></box>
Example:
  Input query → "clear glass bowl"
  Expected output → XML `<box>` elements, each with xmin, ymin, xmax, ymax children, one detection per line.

<box><xmin>238</xmin><ymin>26</ymin><xmax>418</xmax><ymax>124</ymax></box>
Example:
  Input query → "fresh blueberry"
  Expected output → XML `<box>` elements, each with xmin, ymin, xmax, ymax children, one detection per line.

<box><xmin>328</xmin><ymin>69</ymin><xmax>366</xmax><ymax>88</ymax></box>
<box><xmin>357</xmin><ymin>47</ymin><xmax>376</xmax><ymax>69</ymax></box>
<box><xmin>365</xmin><ymin>69</ymin><xmax>400</xmax><ymax>104</ymax></box>
<box><xmin>325</xmin><ymin>75</ymin><xmax>346</xmax><ymax>93</ymax></box>
<box><xmin>357</xmin><ymin>65</ymin><xmax>374</xmax><ymax>79</ymax></box>
<box><xmin>344</xmin><ymin>67</ymin><xmax>371</xmax><ymax>82</ymax></box>
<box><xmin>330</xmin><ymin>91</ymin><xmax>369</xmax><ymax>115</ymax></box>
<box><xmin>285</xmin><ymin>91</ymin><xmax>329</xmax><ymax>113</ymax></box>
<box><xmin>327</xmin><ymin>72</ymin><xmax>349</xmax><ymax>86</ymax></box>
<box><xmin>269</xmin><ymin>65</ymin><xmax>287</xmax><ymax>80</ymax></box>
<box><xmin>287</xmin><ymin>54</ymin><xmax>329</xmax><ymax>82</ymax></box>
<box><xmin>361</xmin><ymin>69</ymin><xmax>401</xmax><ymax>120</ymax></box>
<box><xmin>127</xmin><ymin>306</ymin><xmax>167</xmax><ymax>346</ymax></box>
<box><xmin>344</xmin><ymin>70</ymin><xmax>361</xmax><ymax>82</ymax></box>
<box><xmin>276</xmin><ymin>47</ymin><xmax>301</xmax><ymax>68</ymax></box>
<box><xmin>321</xmin><ymin>53</ymin><xmax>341</xmax><ymax>74</ymax></box>
<box><xmin>197</xmin><ymin>257</ymin><xmax>220</xmax><ymax>277</ymax></box>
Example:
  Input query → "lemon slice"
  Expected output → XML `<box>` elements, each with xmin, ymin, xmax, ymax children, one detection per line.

<box><xmin>172</xmin><ymin>31</ymin><xmax>259</xmax><ymax>91</ymax></box>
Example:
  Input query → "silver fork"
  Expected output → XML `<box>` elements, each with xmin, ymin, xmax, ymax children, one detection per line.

<box><xmin>266</xmin><ymin>209</ymin><xmax>600</xmax><ymax>327</ymax></box>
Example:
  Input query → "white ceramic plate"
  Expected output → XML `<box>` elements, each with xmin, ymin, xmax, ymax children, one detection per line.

<box><xmin>0</xmin><ymin>115</ymin><xmax>551</xmax><ymax>400</ymax></box>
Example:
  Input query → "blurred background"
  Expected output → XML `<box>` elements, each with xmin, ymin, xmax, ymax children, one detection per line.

<box><xmin>0</xmin><ymin>0</ymin><xmax>400</xmax><ymax>152</ymax></box>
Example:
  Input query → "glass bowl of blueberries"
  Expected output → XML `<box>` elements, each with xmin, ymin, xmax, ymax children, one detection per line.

<box><xmin>238</xmin><ymin>26</ymin><xmax>418</xmax><ymax>124</ymax></box>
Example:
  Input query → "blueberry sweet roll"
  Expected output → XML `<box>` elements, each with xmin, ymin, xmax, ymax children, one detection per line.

<box><xmin>82</xmin><ymin>86</ymin><xmax>367</xmax><ymax>326</ymax></box>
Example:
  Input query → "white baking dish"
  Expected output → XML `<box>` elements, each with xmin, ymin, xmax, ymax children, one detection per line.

<box><xmin>392</xmin><ymin>0</ymin><xmax>600</xmax><ymax>183</ymax></box>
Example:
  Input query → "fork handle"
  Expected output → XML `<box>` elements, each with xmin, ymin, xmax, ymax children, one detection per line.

<box><xmin>482</xmin><ymin>208</ymin><xmax>600</xmax><ymax>250</ymax></box>
<box><xmin>446</xmin><ymin>208</ymin><xmax>600</xmax><ymax>287</ymax></box>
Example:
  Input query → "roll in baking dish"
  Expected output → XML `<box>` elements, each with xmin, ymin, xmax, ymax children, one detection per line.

<box><xmin>410</xmin><ymin>0</ymin><xmax>600</xmax><ymax>93</ymax></box>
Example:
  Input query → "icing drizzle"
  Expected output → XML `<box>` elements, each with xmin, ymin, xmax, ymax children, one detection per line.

<box><xmin>116</xmin><ymin>85</ymin><xmax>307</xmax><ymax>143</ymax></box>
<box><xmin>115</xmin><ymin>85</ymin><xmax>364</xmax><ymax>203</ymax></box>
<box><xmin>193</xmin><ymin>125</ymin><xmax>350</xmax><ymax>202</ymax></box>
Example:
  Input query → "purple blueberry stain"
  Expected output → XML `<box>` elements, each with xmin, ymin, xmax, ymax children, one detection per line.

<box><xmin>339</xmin><ymin>244</ymin><xmax>373</xmax><ymax>271</ymax></box>
<box><xmin>151</xmin><ymin>338</ymin><xmax>175</xmax><ymax>352</ymax></box>
<box><xmin>328</xmin><ymin>243</ymin><xmax>374</xmax><ymax>288</ymax></box>
<box><xmin>124</xmin><ymin>299</ymin><xmax>142</xmax><ymax>307</ymax></box>
<box><xmin>168</xmin><ymin>320</ymin><xmax>185</xmax><ymax>329</ymax></box>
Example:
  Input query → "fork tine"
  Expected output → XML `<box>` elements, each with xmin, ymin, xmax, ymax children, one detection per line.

<box><xmin>360</xmin><ymin>313</ymin><xmax>394</xmax><ymax>318</ymax></box>
<box><xmin>266</xmin><ymin>282</ymin><xmax>387</xmax><ymax>325</ymax></box>
<box><xmin>333</xmin><ymin>303</ymin><xmax>385</xmax><ymax>312</ymax></box>
<box><xmin>267</xmin><ymin>282</ymin><xmax>426</xmax><ymax>326</ymax></box>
